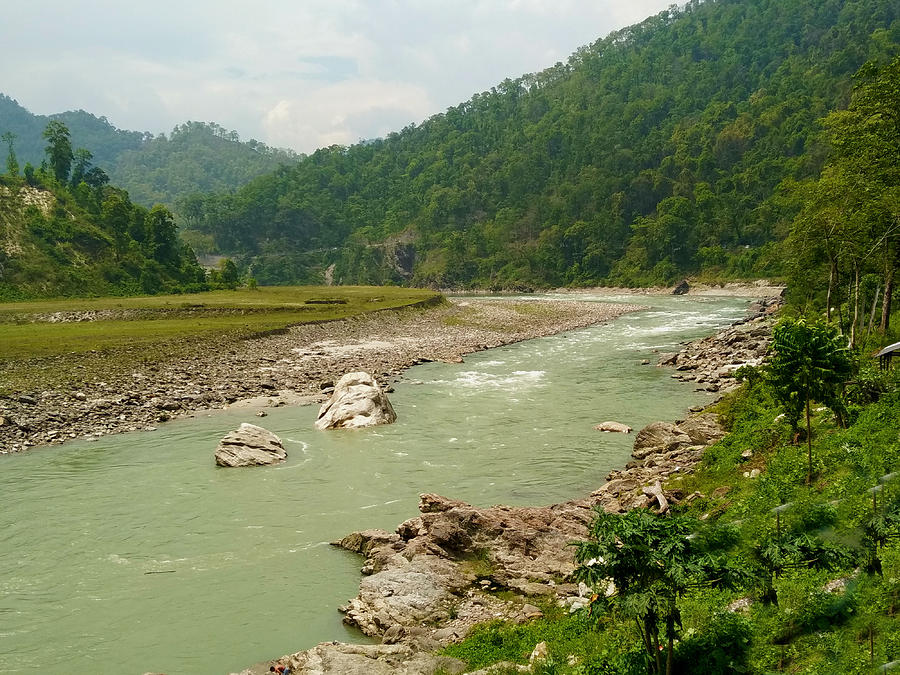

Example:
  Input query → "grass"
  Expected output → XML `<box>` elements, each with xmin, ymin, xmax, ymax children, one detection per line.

<box><xmin>0</xmin><ymin>285</ymin><xmax>442</xmax><ymax>394</ymax></box>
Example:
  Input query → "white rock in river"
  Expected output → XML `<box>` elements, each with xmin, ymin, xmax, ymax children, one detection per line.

<box><xmin>214</xmin><ymin>423</ymin><xmax>287</xmax><ymax>467</ymax></box>
<box><xmin>593</xmin><ymin>421</ymin><xmax>633</xmax><ymax>434</ymax></box>
<box><xmin>315</xmin><ymin>371</ymin><xmax>397</xmax><ymax>430</ymax></box>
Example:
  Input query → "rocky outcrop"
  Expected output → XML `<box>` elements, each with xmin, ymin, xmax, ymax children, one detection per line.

<box><xmin>593</xmin><ymin>421</ymin><xmax>632</xmax><ymax>433</ymax></box>
<box><xmin>279</xmin><ymin>642</ymin><xmax>466</xmax><ymax>675</ymax></box>
<box><xmin>214</xmin><ymin>423</ymin><xmax>287</xmax><ymax>467</ymax></box>
<box><xmin>659</xmin><ymin>297</ymin><xmax>780</xmax><ymax>394</ymax></box>
<box><xmin>315</xmin><ymin>371</ymin><xmax>397</xmax><ymax>430</ymax></box>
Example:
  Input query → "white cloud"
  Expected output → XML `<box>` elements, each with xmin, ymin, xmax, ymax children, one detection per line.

<box><xmin>0</xmin><ymin>0</ymin><xmax>675</xmax><ymax>153</ymax></box>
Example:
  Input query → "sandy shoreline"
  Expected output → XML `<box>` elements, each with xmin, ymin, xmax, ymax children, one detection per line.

<box><xmin>0</xmin><ymin>297</ymin><xmax>643</xmax><ymax>453</ymax></box>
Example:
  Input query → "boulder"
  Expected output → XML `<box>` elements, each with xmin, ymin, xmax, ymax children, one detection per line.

<box><xmin>593</xmin><ymin>421</ymin><xmax>632</xmax><ymax>434</ymax></box>
<box><xmin>632</xmin><ymin>421</ymin><xmax>691</xmax><ymax>460</ymax></box>
<box><xmin>677</xmin><ymin>413</ymin><xmax>725</xmax><ymax>446</ymax></box>
<box><xmin>214</xmin><ymin>423</ymin><xmax>287</xmax><ymax>467</ymax></box>
<box><xmin>279</xmin><ymin>642</ymin><xmax>466</xmax><ymax>675</ymax></box>
<box><xmin>315</xmin><ymin>371</ymin><xmax>397</xmax><ymax>430</ymax></box>
<box><xmin>672</xmin><ymin>279</ymin><xmax>690</xmax><ymax>295</ymax></box>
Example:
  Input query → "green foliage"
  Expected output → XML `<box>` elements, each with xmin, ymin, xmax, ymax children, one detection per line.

<box><xmin>2</xmin><ymin>130</ymin><xmax>18</xmax><ymax>176</ymax></box>
<box><xmin>671</xmin><ymin>611</ymin><xmax>752</xmax><ymax>674</ymax></box>
<box><xmin>787</xmin><ymin>55</ymin><xmax>900</xmax><ymax>333</ymax></box>
<box><xmin>768</xmin><ymin>317</ymin><xmax>852</xmax><ymax>429</ymax></box>
<box><xmin>1</xmin><ymin>98</ymin><xmax>299</xmax><ymax>208</ymax></box>
<box><xmin>768</xmin><ymin>317</ymin><xmax>853</xmax><ymax>483</ymax></box>
<box><xmin>42</xmin><ymin>120</ymin><xmax>73</xmax><ymax>183</ymax></box>
<box><xmin>573</xmin><ymin>509</ymin><xmax>749</xmax><ymax>674</ymax></box>
<box><xmin>172</xmin><ymin>0</ymin><xmax>898</xmax><ymax>287</ymax></box>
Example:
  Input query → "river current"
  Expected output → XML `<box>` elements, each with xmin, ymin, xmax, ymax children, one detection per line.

<box><xmin>0</xmin><ymin>294</ymin><xmax>751</xmax><ymax>674</ymax></box>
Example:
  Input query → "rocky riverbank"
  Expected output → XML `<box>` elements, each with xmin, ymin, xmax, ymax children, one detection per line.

<box><xmin>232</xmin><ymin>297</ymin><xmax>781</xmax><ymax>675</ymax></box>
<box><xmin>0</xmin><ymin>298</ymin><xmax>642</xmax><ymax>453</ymax></box>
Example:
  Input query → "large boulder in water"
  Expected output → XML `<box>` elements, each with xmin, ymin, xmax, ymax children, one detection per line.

<box><xmin>215</xmin><ymin>423</ymin><xmax>287</xmax><ymax>467</ymax></box>
<box><xmin>315</xmin><ymin>371</ymin><xmax>397</xmax><ymax>430</ymax></box>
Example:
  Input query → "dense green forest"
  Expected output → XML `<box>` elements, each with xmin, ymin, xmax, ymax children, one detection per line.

<box><xmin>0</xmin><ymin>97</ymin><xmax>299</xmax><ymax>208</ymax></box>
<box><xmin>0</xmin><ymin>120</ymin><xmax>238</xmax><ymax>300</ymax></box>
<box><xmin>175</xmin><ymin>0</ymin><xmax>898</xmax><ymax>289</ymax></box>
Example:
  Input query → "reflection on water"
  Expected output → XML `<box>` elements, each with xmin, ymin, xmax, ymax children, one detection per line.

<box><xmin>0</xmin><ymin>294</ymin><xmax>750</xmax><ymax>674</ymax></box>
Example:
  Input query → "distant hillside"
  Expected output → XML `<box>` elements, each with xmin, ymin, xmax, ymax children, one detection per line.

<box><xmin>180</xmin><ymin>0</ymin><xmax>899</xmax><ymax>288</ymax></box>
<box><xmin>0</xmin><ymin>97</ymin><xmax>300</xmax><ymax>208</ymax></box>
<box><xmin>0</xmin><ymin>174</ymin><xmax>206</xmax><ymax>301</ymax></box>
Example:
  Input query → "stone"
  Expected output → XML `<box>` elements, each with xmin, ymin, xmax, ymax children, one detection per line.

<box><xmin>214</xmin><ymin>423</ymin><xmax>287</xmax><ymax>467</ymax></box>
<box><xmin>632</xmin><ymin>421</ymin><xmax>691</xmax><ymax>460</ymax></box>
<box><xmin>642</xmin><ymin>481</ymin><xmax>669</xmax><ymax>514</ymax></box>
<box><xmin>315</xmin><ymin>371</ymin><xmax>397</xmax><ymax>430</ymax></box>
<box><xmin>521</xmin><ymin>603</ymin><xmax>543</xmax><ymax>619</ymax></box>
<box><xmin>593</xmin><ymin>421</ymin><xmax>632</xmax><ymax>434</ymax></box>
<box><xmin>672</xmin><ymin>279</ymin><xmax>690</xmax><ymax>295</ymax></box>
<box><xmin>277</xmin><ymin>642</ymin><xmax>467</xmax><ymax>675</ymax></box>
<box><xmin>530</xmin><ymin>641</ymin><xmax>550</xmax><ymax>663</ymax></box>
<box><xmin>677</xmin><ymin>413</ymin><xmax>725</xmax><ymax>446</ymax></box>
<box><xmin>658</xmin><ymin>352</ymin><xmax>678</xmax><ymax>366</ymax></box>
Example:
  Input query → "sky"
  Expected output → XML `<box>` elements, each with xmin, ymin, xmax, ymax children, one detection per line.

<box><xmin>1</xmin><ymin>1</ymin><xmax>674</xmax><ymax>154</ymax></box>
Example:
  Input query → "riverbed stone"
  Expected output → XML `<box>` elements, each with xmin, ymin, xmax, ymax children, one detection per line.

<box><xmin>315</xmin><ymin>371</ymin><xmax>397</xmax><ymax>430</ymax></box>
<box><xmin>214</xmin><ymin>423</ymin><xmax>287</xmax><ymax>467</ymax></box>
<box><xmin>632</xmin><ymin>421</ymin><xmax>692</xmax><ymax>459</ymax></box>
<box><xmin>277</xmin><ymin>642</ymin><xmax>467</xmax><ymax>675</ymax></box>
<box><xmin>593</xmin><ymin>421</ymin><xmax>633</xmax><ymax>433</ymax></box>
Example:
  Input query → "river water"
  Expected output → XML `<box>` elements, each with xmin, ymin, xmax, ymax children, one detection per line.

<box><xmin>0</xmin><ymin>294</ymin><xmax>751</xmax><ymax>674</ymax></box>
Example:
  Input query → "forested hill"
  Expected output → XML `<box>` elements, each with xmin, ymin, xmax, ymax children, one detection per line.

<box><xmin>180</xmin><ymin>0</ymin><xmax>899</xmax><ymax>288</ymax></box>
<box><xmin>0</xmin><ymin>97</ymin><xmax>300</xmax><ymax>208</ymax></box>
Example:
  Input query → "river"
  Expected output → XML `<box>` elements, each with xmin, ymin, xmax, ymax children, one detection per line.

<box><xmin>0</xmin><ymin>294</ymin><xmax>751</xmax><ymax>674</ymax></box>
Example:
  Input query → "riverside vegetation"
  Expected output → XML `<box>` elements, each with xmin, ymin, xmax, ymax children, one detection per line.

<box><xmin>427</xmin><ymin>316</ymin><xmax>900</xmax><ymax>675</ymax></box>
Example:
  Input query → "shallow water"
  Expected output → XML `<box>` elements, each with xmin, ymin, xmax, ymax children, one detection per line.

<box><xmin>0</xmin><ymin>294</ymin><xmax>750</xmax><ymax>674</ymax></box>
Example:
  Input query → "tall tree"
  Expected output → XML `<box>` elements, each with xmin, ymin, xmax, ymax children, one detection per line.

<box><xmin>42</xmin><ymin>120</ymin><xmax>74</xmax><ymax>183</ymax></box>
<box><xmin>823</xmin><ymin>57</ymin><xmax>900</xmax><ymax>332</ymax></box>
<box><xmin>2</xmin><ymin>131</ymin><xmax>19</xmax><ymax>176</ymax></box>
<box><xmin>70</xmin><ymin>148</ymin><xmax>94</xmax><ymax>187</ymax></box>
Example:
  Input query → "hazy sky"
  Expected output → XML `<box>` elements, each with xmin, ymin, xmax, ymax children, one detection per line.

<box><xmin>2</xmin><ymin>1</ymin><xmax>673</xmax><ymax>154</ymax></box>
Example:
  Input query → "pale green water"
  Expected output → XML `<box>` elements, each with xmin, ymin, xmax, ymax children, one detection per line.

<box><xmin>0</xmin><ymin>294</ymin><xmax>750</xmax><ymax>674</ymax></box>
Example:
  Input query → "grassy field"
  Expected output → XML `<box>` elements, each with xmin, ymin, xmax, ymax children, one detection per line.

<box><xmin>0</xmin><ymin>286</ymin><xmax>442</xmax><ymax>393</ymax></box>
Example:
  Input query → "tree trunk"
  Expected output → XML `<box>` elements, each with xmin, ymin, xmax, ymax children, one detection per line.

<box><xmin>850</xmin><ymin>264</ymin><xmax>860</xmax><ymax>349</ymax></box>
<box><xmin>883</xmin><ymin>264</ymin><xmax>894</xmax><ymax>333</ymax></box>
<box><xmin>806</xmin><ymin>396</ymin><xmax>813</xmax><ymax>486</ymax></box>
<box><xmin>666</xmin><ymin>615</ymin><xmax>675</xmax><ymax>675</ymax></box>
<box><xmin>651</xmin><ymin>616</ymin><xmax>663</xmax><ymax>674</ymax></box>
<box><xmin>826</xmin><ymin>260</ymin><xmax>835</xmax><ymax>324</ymax></box>
<box><xmin>836</xmin><ymin>266</ymin><xmax>845</xmax><ymax>334</ymax></box>
<box><xmin>868</xmin><ymin>285</ymin><xmax>881</xmax><ymax>338</ymax></box>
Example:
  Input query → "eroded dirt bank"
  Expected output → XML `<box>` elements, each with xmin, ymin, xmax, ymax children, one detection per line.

<box><xmin>0</xmin><ymin>298</ymin><xmax>642</xmax><ymax>453</ymax></box>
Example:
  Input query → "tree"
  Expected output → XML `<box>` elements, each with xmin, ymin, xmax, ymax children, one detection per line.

<box><xmin>767</xmin><ymin>317</ymin><xmax>853</xmax><ymax>484</ymax></box>
<box><xmin>822</xmin><ymin>57</ymin><xmax>900</xmax><ymax>332</ymax></box>
<box><xmin>573</xmin><ymin>509</ymin><xmax>746</xmax><ymax>675</ymax></box>
<box><xmin>70</xmin><ymin>148</ymin><xmax>93</xmax><ymax>187</ymax></box>
<box><xmin>2</xmin><ymin>131</ymin><xmax>18</xmax><ymax>176</ymax></box>
<box><xmin>42</xmin><ymin>120</ymin><xmax>74</xmax><ymax>183</ymax></box>
<box><xmin>145</xmin><ymin>205</ymin><xmax>179</xmax><ymax>265</ymax></box>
